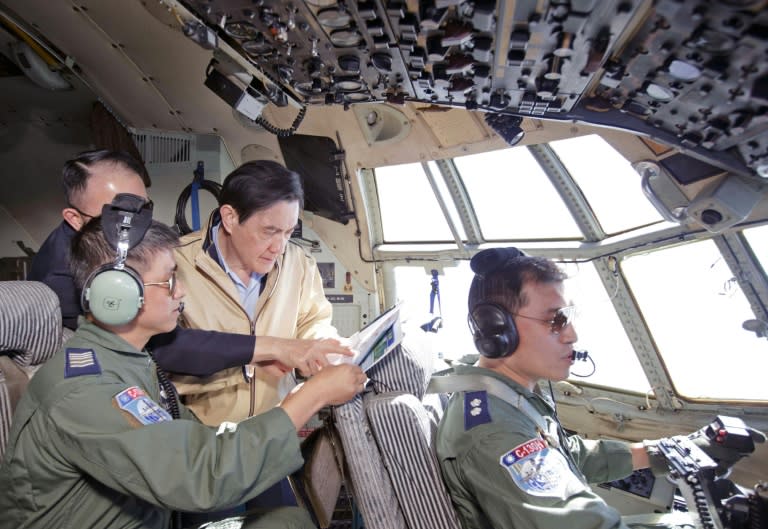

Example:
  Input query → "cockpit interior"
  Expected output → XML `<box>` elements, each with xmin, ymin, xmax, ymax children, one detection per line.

<box><xmin>0</xmin><ymin>0</ymin><xmax>767</xmax><ymax>528</ymax></box>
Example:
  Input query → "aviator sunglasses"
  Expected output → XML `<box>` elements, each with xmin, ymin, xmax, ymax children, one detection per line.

<box><xmin>513</xmin><ymin>305</ymin><xmax>576</xmax><ymax>335</ymax></box>
<box><xmin>143</xmin><ymin>270</ymin><xmax>177</xmax><ymax>296</ymax></box>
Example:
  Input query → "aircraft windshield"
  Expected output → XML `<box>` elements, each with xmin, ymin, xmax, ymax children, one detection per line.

<box><xmin>376</xmin><ymin>162</ymin><xmax>455</xmax><ymax>242</ymax></box>
<box><xmin>456</xmin><ymin>147</ymin><xmax>581</xmax><ymax>240</ymax></box>
<box><xmin>550</xmin><ymin>135</ymin><xmax>664</xmax><ymax>234</ymax></box>
<box><xmin>624</xmin><ymin>240</ymin><xmax>768</xmax><ymax>401</ymax></box>
<box><xmin>375</xmin><ymin>134</ymin><xmax>768</xmax><ymax>401</ymax></box>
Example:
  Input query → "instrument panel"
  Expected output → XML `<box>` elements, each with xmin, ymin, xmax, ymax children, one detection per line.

<box><xmin>182</xmin><ymin>0</ymin><xmax>768</xmax><ymax>177</ymax></box>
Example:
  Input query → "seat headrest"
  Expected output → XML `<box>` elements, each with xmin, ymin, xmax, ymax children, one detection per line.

<box><xmin>0</xmin><ymin>281</ymin><xmax>63</xmax><ymax>367</ymax></box>
<box><xmin>368</xmin><ymin>327</ymin><xmax>435</xmax><ymax>400</ymax></box>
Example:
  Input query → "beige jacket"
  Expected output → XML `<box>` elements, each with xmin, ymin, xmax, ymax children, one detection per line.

<box><xmin>171</xmin><ymin>221</ymin><xmax>337</xmax><ymax>425</ymax></box>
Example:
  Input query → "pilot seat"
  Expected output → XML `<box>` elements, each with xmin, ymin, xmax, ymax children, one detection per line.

<box><xmin>0</xmin><ymin>281</ymin><xmax>67</xmax><ymax>460</ymax></box>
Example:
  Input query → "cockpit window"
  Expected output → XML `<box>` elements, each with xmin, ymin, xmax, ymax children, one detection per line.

<box><xmin>456</xmin><ymin>147</ymin><xmax>582</xmax><ymax>240</ymax></box>
<box><xmin>375</xmin><ymin>162</ymin><xmax>456</xmax><ymax>242</ymax></box>
<box><xmin>744</xmin><ymin>224</ymin><xmax>768</xmax><ymax>279</ymax></box>
<box><xmin>549</xmin><ymin>135</ymin><xmax>665</xmax><ymax>234</ymax></box>
<box><xmin>372</xmin><ymin>139</ymin><xmax>767</xmax><ymax>402</ymax></box>
<box><xmin>560</xmin><ymin>261</ymin><xmax>650</xmax><ymax>393</ymax></box>
<box><xmin>622</xmin><ymin>239</ymin><xmax>768</xmax><ymax>401</ymax></box>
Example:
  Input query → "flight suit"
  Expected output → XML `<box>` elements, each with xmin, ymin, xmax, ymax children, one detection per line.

<box><xmin>0</xmin><ymin>321</ymin><xmax>310</xmax><ymax>529</ymax></box>
<box><xmin>437</xmin><ymin>365</ymin><xmax>635</xmax><ymax>529</ymax></box>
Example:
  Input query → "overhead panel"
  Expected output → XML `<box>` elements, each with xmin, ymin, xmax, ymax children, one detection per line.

<box><xmin>179</xmin><ymin>0</ymin><xmax>766</xmax><ymax>178</ymax></box>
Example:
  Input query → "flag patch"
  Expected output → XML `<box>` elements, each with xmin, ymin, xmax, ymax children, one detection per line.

<box><xmin>500</xmin><ymin>438</ymin><xmax>586</xmax><ymax>499</ymax></box>
<box><xmin>114</xmin><ymin>386</ymin><xmax>172</xmax><ymax>426</ymax></box>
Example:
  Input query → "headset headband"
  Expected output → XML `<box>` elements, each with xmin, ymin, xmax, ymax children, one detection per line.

<box><xmin>101</xmin><ymin>193</ymin><xmax>153</xmax><ymax>266</ymax></box>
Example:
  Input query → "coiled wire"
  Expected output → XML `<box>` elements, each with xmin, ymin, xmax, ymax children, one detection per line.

<box><xmin>174</xmin><ymin>179</ymin><xmax>221</xmax><ymax>235</ymax></box>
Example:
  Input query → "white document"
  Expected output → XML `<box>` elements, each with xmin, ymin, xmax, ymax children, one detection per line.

<box><xmin>330</xmin><ymin>304</ymin><xmax>403</xmax><ymax>372</ymax></box>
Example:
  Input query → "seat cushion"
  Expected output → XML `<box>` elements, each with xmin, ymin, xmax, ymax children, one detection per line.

<box><xmin>0</xmin><ymin>281</ymin><xmax>62</xmax><ymax>368</ymax></box>
<box><xmin>368</xmin><ymin>341</ymin><xmax>434</xmax><ymax>400</ymax></box>
<box><xmin>366</xmin><ymin>392</ymin><xmax>461</xmax><ymax>529</ymax></box>
<box><xmin>333</xmin><ymin>395</ymin><xmax>407</xmax><ymax>529</ymax></box>
<box><xmin>0</xmin><ymin>281</ymin><xmax>63</xmax><ymax>460</ymax></box>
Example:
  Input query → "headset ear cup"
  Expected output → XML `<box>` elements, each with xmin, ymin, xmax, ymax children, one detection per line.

<box><xmin>470</xmin><ymin>303</ymin><xmax>519</xmax><ymax>358</ymax></box>
<box><xmin>82</xmin><ymin>266</ymin><xmax>144</xmax><ymax>326</ymax></box>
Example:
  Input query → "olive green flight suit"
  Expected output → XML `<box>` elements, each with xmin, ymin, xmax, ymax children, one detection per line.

<box><xmin>0</xmin><ymin>321</ymin><xmax>310</xmax><ymax>529</ymax></box>
<box><xmin>437</xmin><ymin>365</ymin><xmax>635</xmax><ymax>529</ymax></box>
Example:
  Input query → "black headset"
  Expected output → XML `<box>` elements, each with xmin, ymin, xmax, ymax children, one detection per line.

<box><xmin>468</xmin><ymin>302</ymin><xmax>519</xmax><ymax>358</ymax></box>
<box><xmin>467</xmin><ymin>247</ymin><xmax>527</xmax><ymax>359</ymax></box>
<box><xmin>81</xmin><ymin>194</ymin><xmax>153</xmax><ymax>326</ymax></box>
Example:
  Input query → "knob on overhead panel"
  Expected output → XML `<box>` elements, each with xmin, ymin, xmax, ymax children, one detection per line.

<box><xmin>357</xmin><ymin>1</ymin><xmax>378</xmax><ymax>20</ymax></box>
<box><xmin>276</xmin><ymin>64</ymin><xmax>294</xmax><ymax>82</ymax></box>
<box><xmin>366</xmin><ymin>19</ymin><xmax>385</xmax><ymax>37</ymax></box>
<box><xmin>427</xmin><ymin>35</ymin><xmax>448</xmax><ymax>61</ymax></box>
<box><xmin>509</xmin><ymin>28</ymin><xmax>530</xmax><ymax>50</ymax></box>
<box><xmin>473</xmin><ymin>63</ymin><xmax>491</xmax><ymax>81</ymax></box>
<box><xmin>445</xmin><ymin>53</ymin><xmax>474</xmax><ymax>75</ymax></box>
<box><xmin>441</xmin><ymin>21</ymin><xmax>473</xmax><ymax>47</ymax></box>
<box><xmin>489</xmin><ymin>92</ymin><xmax>510</xmax><ymax>109</ymax></box>
<box><xmin>543</xmin><ymin>54</ymin><xmax>564</xmax><ymax>80</ymax></box>
<box><xmin>554</xmin><ymin>32</ymin><xmax>574</xmax><ymax>57</ymax></box>
<box><xmin>471</xmin><ymin>0</ymin><xmax>495</xmax><ymax>31</ymax></box>
<box><xmin>537</xmin><ymin>77</ymin><xmax>559</xmax><ymax>99</ymax></box>
<box><xmin>243</xmin><ymin>38</ymin><xmax>273</xmax><ymax>57</ymax></box>
<box><xmin>306</xmin><ymin>56</ymin><xmax>324</xmax><ymax>77</ymax></box>
<box><xmin>449</xmin><ymin>76</ymin><xmax>474</xmax><ymax>93</ymax></box>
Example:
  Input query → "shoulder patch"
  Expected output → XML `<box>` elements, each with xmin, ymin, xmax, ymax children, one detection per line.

<box><xmin>464</xmin><ymin>390</ymin><xmax>492</xmax><ymax>430</ymax></box>
<box><xmin>114</xmin><ymin>386</ymin><xmax>172</xmax><ymax>426</ymax></box>
<box><xmin>499</xmin><ymin>439</ymin><xmax>586</xmax><ymax>499</ymax></box>
<box><xmin>64</xmin><ymin>348</ymin><xmax>101</xmax><ymax>378</ymax></box>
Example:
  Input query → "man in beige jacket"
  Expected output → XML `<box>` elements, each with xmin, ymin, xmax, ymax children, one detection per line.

<box><xmin>172</xmin><ymin>160</ymin><xmax>343</xmax><ymax>426</ymax></box>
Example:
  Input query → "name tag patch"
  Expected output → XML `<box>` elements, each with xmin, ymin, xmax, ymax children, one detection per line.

<box><xmin>114</xmin><ymin>386</ymin><xmax>172</xmax><ymax>426</ymax></box>
<box><xmin>500</xmin><ymin>438</ymin><xmax>585</xmax><ymax>498</ymax></box>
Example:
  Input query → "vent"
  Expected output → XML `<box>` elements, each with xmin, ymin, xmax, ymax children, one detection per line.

<box><xmin>130</xmin><ymin>130</ymin><xmax>195</xmax><ymax>165</ymax></box>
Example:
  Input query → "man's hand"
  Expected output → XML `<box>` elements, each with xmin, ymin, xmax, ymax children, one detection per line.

<box><xmin>688</xmin><ymin>415</ymin><xmax>766</xmax><ymax>476</ymax></box>
<box><xmin>302</xmin><ymin>364</ymin><xmax>368</xmax><ymax>406</ymax></box>
<box><xmin>279</xmin><ymin>364</ymin><xmax>367</xmax><ymax>429</ymax></box>
<box><xmin>252</xmin><ymin>336</ymin><xmax>355</xmax><ymax>376</ymax></box>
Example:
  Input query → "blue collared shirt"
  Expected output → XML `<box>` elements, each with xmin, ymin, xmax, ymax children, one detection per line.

<box><xmin>212</xmin><ymin>223</ymin><xmax>263</xmax><ymax>320</ymax></box>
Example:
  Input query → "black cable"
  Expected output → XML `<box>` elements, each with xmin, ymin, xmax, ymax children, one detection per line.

<box><xmin>174</xmin><ymin>179</ymin><xmax>221</xmax><ymax>235</ymax></box>
<box><xmin>146</xmin><ymin>351</ymin><xmax>182</xmax><ymax>529</ymax></box>
<box><xmin>255</xmin><ymin>104</ymin><xmax>307</xmax><ymax>137</ymax></box>
<box><xmin>569</xmin><ymin>354</ymin><xmax>597</xmax><ymax>378</ymax></box>
<box><xmin>147</xmin><ymin>352</ymin><xmax>181</xmax><ymax>420</ymax></box>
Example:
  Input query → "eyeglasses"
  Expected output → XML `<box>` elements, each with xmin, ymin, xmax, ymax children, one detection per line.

<box><xmin>68</xmin><ymin>198</ymin><xmax>153</xmax><ymax>220</ymax></box>
<box><xmin>68</xmin><ymin>204</ymin><xmax>99</xmax><ymax>220</ymax></box>
<box><xmin>143</xmin><ymin>271</ymin><xmax>177</xmax><ymax>296</ymax></box>
<box><xmin>513</xmin><ymin>305</ymin><xmax>576</xmax><ymax>335</ymax></box>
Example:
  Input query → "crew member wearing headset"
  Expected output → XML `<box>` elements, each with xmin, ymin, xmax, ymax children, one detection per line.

<box><xmin>435</xmin><ymin>247</ymin><xmax>764</xmax><ymax>529</ymax></box>
<box><xmin>0</xmin><ymin>196</ymin><xmax>366</xmax><ymax>529</ymax></box>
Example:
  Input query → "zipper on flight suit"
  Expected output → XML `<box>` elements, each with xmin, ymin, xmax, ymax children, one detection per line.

<box><xmin>248</xmin><ymin>318</ymin><xmax>257</xmax><ymax>417</ymax></box>
<box><xmin>245</xmin><ymin>259</ymin><xmax>281</xmax><ymax>418</ymax></box>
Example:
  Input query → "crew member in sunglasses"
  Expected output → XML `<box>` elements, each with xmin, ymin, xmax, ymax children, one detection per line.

<box><xmin>435</xmin><ymin>247</ymin><xmax>764</xmax><ymax>529</ymax></box>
